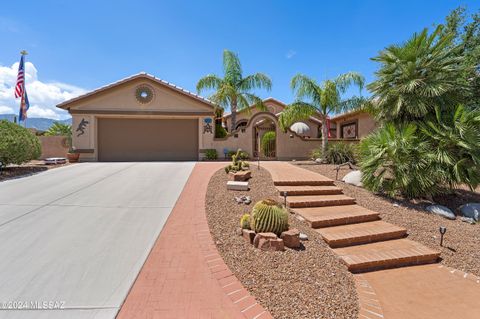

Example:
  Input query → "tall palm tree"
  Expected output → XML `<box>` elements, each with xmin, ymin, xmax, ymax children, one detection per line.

<box><xmin>196</xmin><ymin>50</ymin><xmax>272</xmax><ymax>132</ymax></box>
<box><xmin>367</xmin><ymin>25</ymin><xmax>468</xmax><ymax>123</ymax></box>
<box><xmin>279</xmin><ymin>72</ymin><xmax>365</xmax><ymax>155</ymax></box>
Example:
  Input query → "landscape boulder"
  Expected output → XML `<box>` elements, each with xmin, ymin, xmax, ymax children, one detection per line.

<box><xmin>426</xmin><ymin>204</ymin><xmax>456</xmax><ymax>220</ymax></box>
<box><xmin>457</xmin><ymin>203</ymin><xmax>480</xmax><ymax>222</ymax></box>
<box><xmin>227</xmin><ymin>181</ymin><xmax>249</xmax><ymax>191</ymax></box>
<box><xmin>253</xmin><ymin>232</ymin><xmax>284</xmax><ymax>251</ymax></box>
<box><xmin>280</xmin><ymin>228</ymin><xmax>301</xmax><ymax>248</ymax></box>
<box><xmin>230</xmin><ymin>170</ymin><xmax>251</xmax><ymax>181</ymax></box>
<box><xmin>342</xmin><ymin>170</ymin><xmax>363</xmax><ymax>187</ymax></box>
<box><xmin>242</xmin><ymin>229</ymin><xmax>256</xmax><ymax>244</ymax></box>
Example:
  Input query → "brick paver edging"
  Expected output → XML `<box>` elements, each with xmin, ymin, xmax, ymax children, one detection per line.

<box><xmin>117</xmin><ymin>162</ymin><xmax>273</xmax><ymax>319</ymax></box>
<box><xmin>354</xmin><ymin>275</ymin><xmax>385</xmax><ymax>319</ymax></box>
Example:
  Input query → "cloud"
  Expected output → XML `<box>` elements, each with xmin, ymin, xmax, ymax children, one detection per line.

<box><xmin>0</xmin><ymin>61</ymin><xmax>87</xmax><ymax>120</ymax></box>
<box><xmin>286</xmin><ymin>50</ymin><xmax>297</xmax><ymax>59</ymax></box>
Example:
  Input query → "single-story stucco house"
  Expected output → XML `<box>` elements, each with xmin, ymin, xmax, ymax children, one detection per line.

<box><xmin>57</xmin><ymin>73</ymin><xmax>377</xmax><ymax>161</ymax></box>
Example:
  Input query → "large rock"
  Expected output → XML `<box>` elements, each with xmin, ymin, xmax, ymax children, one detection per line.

<box><xmin>457</xmin><ymin>203</ymin><xmax>480</xmax><ymax>222</ymax></box>
<box><xmin>253</xmin><ymin>232</ymin><xmax>284</xmax><ymax>251</ymax></box>
<box><xmin>342</xmin><ymin>170</ymin><xmax>363</xmax><ymax>187</ymax></box>
<box><xmin>242</xmin><ymin>229</ymin><xmax>256</xmax><ymax>244</ymax></box>
<box><xmin>426</xmin><ymin>205</ymin><xmax>456</xmax><ymax>220</ymax></box>
<box><xmin>280</xmin><ymin>228</ymin><xmax>301</xmax><ymax>248</ymax></box>
<box><xmin>229</xmin><ymin>170</ymin><xmax>252</xmax><ymax>181</ymax></box>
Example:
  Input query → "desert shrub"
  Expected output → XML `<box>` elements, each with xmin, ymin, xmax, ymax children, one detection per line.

<box><xmin>225</xmin><ymin>149</ymin><xmax>249</xmax><ymax>173</ymax></box>
<box><xmin>204</xmin><ymin>149</ymin><xmax>217</xmax><ymax>160</ymax></box>
<box><xmin>215</xmin><ymin>123</ymin><xmax>227</xmax><ymax>138</ymax></box>
<box><xmin>359</xmin><ymin>123</ymin><xmax>440</xmax><ymax>198</ymax></box>
<box><xmin>324</xmin><ymin>142</ymin><xmax>357</xmax><ymax>164</ymax></box>
<box><xmin>0</xmin><ymin>120</ymin><xmax>42</xmax><ymax>167</ymax></box>
<box><xmin>261</xmin><ymin>131</ymin><xmax>276</xmax><ymax>157</ymax></box>
<box><xmin>310</xmin><ymin>148</ymin><xmax>323</xmax><ymax>160</ymax></box>
<box><xmin>45</xmin><ymin>122</ymin><xmax>71</xmax><ymax>136</ymax></box>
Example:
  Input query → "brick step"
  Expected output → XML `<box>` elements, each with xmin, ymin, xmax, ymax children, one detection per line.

<box><xmin>292</xmin><ymin>205</ymin><xmax>380</xmax><ymax>228</ymax></box>
<box><xmin>277</xmin><ymin>185</ymin><xmax>343</xmax><ymax>196</ymax></box>
<box><xmin>273</xmin><ymin>179</ymin><xmax>335</xmax><ymax>187</ymax></box>
<box><xmin>316</xmin><ymin>220</ymin><xmax>407</xmax><ymax>248</ymax></box>
<box><xmin>284</xmin><ymin>195</ymin><xmax>356</xmax><ymax>208</ymax></box>
<box><xmin>333</xmin><ymin>238</ymin><xmax>440</xmax><ymax>273</ymax></box>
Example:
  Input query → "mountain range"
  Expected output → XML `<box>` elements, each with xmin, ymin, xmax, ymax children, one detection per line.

<box><xmin>0</xmin><ymin>114</ymin><xmax>72</xmax><ymax>131</ymax></box>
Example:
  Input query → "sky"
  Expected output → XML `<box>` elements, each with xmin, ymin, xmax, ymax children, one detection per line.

<box><xmin>0</xmin><ymin>0</ymin><xmax>479</xmax><ymax>120</ymax></box>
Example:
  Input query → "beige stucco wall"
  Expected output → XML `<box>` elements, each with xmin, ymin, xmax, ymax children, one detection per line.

<box><xmin>332</xmin><ymin>112</ymin><xmax>377</xmax><ymax>139</ymax></box>
<box><xmin>64</xmin><ymin>77</ymin><xmax>215</xmax><ymax>161</ymax></box>
<box><xmin>38</xmin><ymin>136</ymin><xmax>69</xmax><ymax>159</ymax></box>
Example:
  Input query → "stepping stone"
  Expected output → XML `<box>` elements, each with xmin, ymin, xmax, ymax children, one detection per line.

<box><xmin>227</xmin><ymin>181</ymin><xmax>249</xmax><ymax>191</ymax></box>
<box><xmin>284</xmin><ymin>195</ymin><xmax>356</xmax><ymax>208</ymax></box>
<box><xmin>333</xmin><ymin>238</ymin><xmax>440</xmax><ymax>273</ymax></box>
<box><xmin>277</xmin><ymin>185</ymin><xmax>343</xmax><ymax>196</ymax></box>
<box><xmin>291</xmin><ymin>205</ymin><xmax>380</xmax><ymax>228</ymax></box>
<box><xmin>316</xmin><ymin>220</ymin><xmax>407</xmax><ymax>248</ymax></box>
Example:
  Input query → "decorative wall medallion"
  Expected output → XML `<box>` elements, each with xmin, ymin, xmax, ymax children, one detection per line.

<box><xmin>135</xmin><ymin>85</ymin><xmax>154</xmax><ymax>104</ymax></box>
<box><xmin>76</xmin><ymin>118</ymin><xmax>89</xmax><ymax>137</ymax></box>
<box><xmin>203</xmin><ymin>117</ymin><xmax>213</xmax><ymax>134</ymax></box>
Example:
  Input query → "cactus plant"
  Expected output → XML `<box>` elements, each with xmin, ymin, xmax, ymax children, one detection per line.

<box><xmin>240</xmin><ymin>214</ymin><xmax>251</xmax><ymax>229</ymax></box>
<box><xmin>225</xmin><ymin>149</ymin><xmax>249</xmax><ymax>173</ymax></box>
<box><xmin>250</xmin><ymin>199</ymin><xmax>289</xmax><ymax>235</ymax></box>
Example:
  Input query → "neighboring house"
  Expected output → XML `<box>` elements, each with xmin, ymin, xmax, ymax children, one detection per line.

<box><xmin>56</xmin><ymin>73</ymin><xmax>377</xmax><ymax>161</ymax></box>
<box><xmin>329</xmin><ymin>110</ymin><xmax>377</xmax><ymax>140</ymax></box>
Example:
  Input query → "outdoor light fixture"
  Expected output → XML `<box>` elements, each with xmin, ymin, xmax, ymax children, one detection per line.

<box><xmin>283</xmin><ymin>191</ymin><xmax>288</xmax><ymax>207</ymax></box>
<box><xmin>439</xmin><ymin>226</ymin><xmax>447</xmax><ymax>246</ymax></box>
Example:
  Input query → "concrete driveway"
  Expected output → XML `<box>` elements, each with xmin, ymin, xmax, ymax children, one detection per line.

<box><xmin>0</xmin><ymin>162</ymin><xmax>195</xmax><ymax>319</ymax></box>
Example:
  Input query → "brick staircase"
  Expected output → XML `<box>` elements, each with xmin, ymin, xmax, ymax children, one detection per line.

<box><xmin>265</xmin><ymin>162</ymin><xmax>440</xmax><ymax>273</ymax></box>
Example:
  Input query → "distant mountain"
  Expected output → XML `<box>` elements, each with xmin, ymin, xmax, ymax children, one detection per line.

<box><xmin>0</xmin><ymin>114</ymin><xmax>72</xmax><ymax>131</ymax></box>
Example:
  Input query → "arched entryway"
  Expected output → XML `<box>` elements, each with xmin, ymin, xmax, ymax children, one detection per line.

<box><xmin>251</xmin><ymin>113</ymin><xmax>277</xmax><ymax>160</ymax></box>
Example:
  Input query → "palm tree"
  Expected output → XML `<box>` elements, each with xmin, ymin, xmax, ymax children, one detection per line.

<box><xmin>45</xmin><ymin>122</ymin><xmax>71</xmax><ymax>136</ymax></box>
<box><xmin>279</xmin><ymin>72</ymin><xmax>365</xmax><ymax>156</ymax></box>
<box><xmin>367</xmin><ymin>25</ymin><xmax>468</xmax><ymax>123</ymax></box>
<box><xmin>196</xmin><ymin>50</ymin><xmax>272</xmax><ymax>132</ymax></box>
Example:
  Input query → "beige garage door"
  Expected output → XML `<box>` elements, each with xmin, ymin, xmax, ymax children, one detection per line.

<box><xmin>98</xmin><ymin>118</ymin><xmax>198</xmax><ymax>161</ymax></box>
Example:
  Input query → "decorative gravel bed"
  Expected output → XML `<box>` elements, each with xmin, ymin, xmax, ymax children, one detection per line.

<box><xmin>297</xmin><ymin>162</ymin><xmax>480</xmax><ymax>277</ymax></box>
<box><xmin>205</xmin><ymin>166</ymin><xmax>358</xmax><ymax>319</ymax></box>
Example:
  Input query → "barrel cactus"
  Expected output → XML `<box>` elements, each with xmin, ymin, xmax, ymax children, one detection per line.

<box><xmin>250</xmin><ymin>199</ymin><xmax>289</xmax><ymax>235</ymax></box>
<box><xmin>240</xmin><ymin>214</ymin><xmax>251</xmax><ymax>229</ymax></box>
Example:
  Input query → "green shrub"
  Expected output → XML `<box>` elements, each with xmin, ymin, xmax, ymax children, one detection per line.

<box><xmin>310</xmin><ymin>148</ymin><xmax>323</xmax><ymax>160</ymax></box>
<box><xmin>261</xmin><ymin>131</ymin><xmax>276</xmax><ymax>157</ymax></box>
<box><xmin>325</xmin><ymin>142</ymin><xmax>357</xmax><ymax>164</ymax></box>
<box><xmin>45</xmin><ymin>122</ymin><xmax>71</xmax><ymax>136</ymax></box>
<box><xmin>215</xmin><ymin>124</ymin><xmax>227</xmax><ymax>138</ymax></box>
<box><xmin>0</xmin><ymin>120</ymin><xmax>42</xmax><ymax>167</ymax></box>
<box><xmin>359</xmin><ymin>123</ymin><xmax>440</xmax><ymax>198</ymax></box>
<box><xmin>204</xmin><ymin>149</ymin><xmax>217</xmax><ymax>160</ymax></box>
<box><xmin>250</xmin><ymin>199</ymin><xmax>289</xmax><ymax>236</ymax></box>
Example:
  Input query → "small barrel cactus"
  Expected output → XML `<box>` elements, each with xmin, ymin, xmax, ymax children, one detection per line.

<box><xmin>250</xmin><ymin>199</ymin><xmax>289</xmax><ymax>235</ymax></box>
<box><xmin>240</xmin><ymin>214</ymin><xmax>251</xmax><ymax>229</ymax></box>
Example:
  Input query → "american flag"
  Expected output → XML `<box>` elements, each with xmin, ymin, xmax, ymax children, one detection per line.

<box><xmin>14</xmin><ymin>55</ymin><xmax>25</xmax><ymax>98</ymax></box>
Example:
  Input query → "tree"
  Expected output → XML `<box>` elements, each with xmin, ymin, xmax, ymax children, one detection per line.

<box><xmin>196</xmin><ymin>50</ymin><xmax>272</xmax><ymax>131</ymax></box>
<box><xmin>440</xmin><ymin>7</ymin><xmax>480</xmax><ymax>110</ymax></box>
<box><xmin>45</xmin><ymin>122</ymin><xmax>71</xmax><ymax>136</ymax></box>
<box><xmin>367</xmin><ymin>25</ymin><xmax>469</xmax><ymax>123</ymax></box>
<box><xmin>278</xmin><ymin>72</ymin><xmax>364</xmax><ymax>155</ymax></box>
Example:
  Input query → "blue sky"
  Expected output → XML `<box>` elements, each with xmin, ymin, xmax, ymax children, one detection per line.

<box><xmin>0</xmin><ymin>0</ymin><xmax>479</xmax><ymax>119</ymax></box>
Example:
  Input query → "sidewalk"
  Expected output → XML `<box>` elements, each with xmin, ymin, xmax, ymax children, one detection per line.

<box><xmin>117</xmin><ymin>162</ymin><xmax>272</xmax><ymax>319</ymax></box>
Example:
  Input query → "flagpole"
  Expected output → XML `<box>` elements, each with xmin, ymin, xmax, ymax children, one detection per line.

<box><xmin>20</xmin><ymin>50</ymin><xmax>28</xmax><ymax>128</ymax></box>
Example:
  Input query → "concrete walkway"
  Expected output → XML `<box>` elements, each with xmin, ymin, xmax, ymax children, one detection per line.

<box><xmin>263</xmin><ymin>162</ymin><xmax>480</xmax><ymax>319</ymax></box>
<box><xmin>117</xmin><ymin>162</ymin><xmax>272</xmax><ymax>319</ymax></box>
<box><xmin>0</xmin><ymin>162</ymin><xmax>194</xmax><ymax>319</ymax></box>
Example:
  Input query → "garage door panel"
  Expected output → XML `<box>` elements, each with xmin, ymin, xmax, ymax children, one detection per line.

<box><xmin>98</xmin><ymin>118</ymin><xmax>198</xmax><ymax>161</ymax></box>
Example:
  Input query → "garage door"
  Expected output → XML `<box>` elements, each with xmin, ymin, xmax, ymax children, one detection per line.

<box><xmin>98</xmin><ymin>118</ymin><xmax>198</xmax><ymax>161</ymax></box>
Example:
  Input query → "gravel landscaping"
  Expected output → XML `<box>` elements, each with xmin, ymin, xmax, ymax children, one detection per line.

<box><xmin>296</xmin><ymin>162</ymin><xmax>480</xmax><ymax>277</ymax></box>
<box><xmin>0</xmin><ymin>160</ymin><xmax>68</xmax><ymax>182</ymax></box>
<box><xmin>205</xmin><ymin>166</ymin><xmax>358</xmax><ymax>319</ymax></box>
